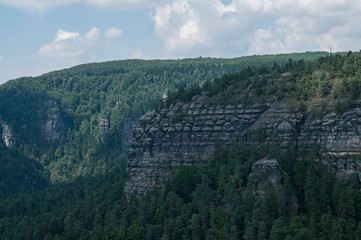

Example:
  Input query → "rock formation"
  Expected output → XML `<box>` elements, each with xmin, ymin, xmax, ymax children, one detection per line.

<box><xmin>1</xmin><ymin>124</ymin><xmax>16</xmax><ymax>148</ymax></box>
<box><xmin>249</xmin><ymin>159</ymin><xmax>282</xmax><ymax>197</ymax></box>
<box><xmin>43</xmin><ymin>100</ymin><xmax>64</xmax><ymax>142</ymax></box>
<box><xmin>124</xmin><ymin>96</ymin><xmax>302</xmax><ymax>196</ymax></box>
<box><xmin>125</xmin><ymin>95</ymin><xmax>361</xmax><ymax>196</ymax></box>
<box><xmin>98</xmin><ymin>118</ymin><xmax>109</xmax><ymax>141</ymax></box>
<box><xmin>251</xmin><ymin>159</ymin><xmax>282</xmax><ymax>185</ymax></box>
<box><xmin>122</xmin><ymin>118</ymin><xmax>137</xmax><ymax>151</ymax></box>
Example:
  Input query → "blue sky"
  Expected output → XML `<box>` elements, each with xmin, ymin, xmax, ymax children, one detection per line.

<box><xmin>1</xmin><ymin>0</ymin><xmax>361</xmax><ymax>84</ymax></box>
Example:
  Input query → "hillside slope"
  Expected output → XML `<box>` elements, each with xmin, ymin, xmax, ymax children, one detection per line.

<box><xmin>125</xmin><ymin>51</ymin><xmax>361</xmax><ymax>196</ymax></box>
<box><xmin>1</xmin><ymin>52</ymin><xmax>361</xmax><ymax>240</ymax></box>
<box><xmin>0</xmin><ymin>52</ymin><xmax>329</xmax><ymax>196</ymax></box>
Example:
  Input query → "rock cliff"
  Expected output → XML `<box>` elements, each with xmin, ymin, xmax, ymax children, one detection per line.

<box><xmin>1</xmin><ymin>124</ymin><xmax>16</xmax><ymax>148</ymax></box>
<box><xmin>43</xmin><ymin>100</ymin><xmax>64</xmax><ymax>142</ymax></box>
<box><xmin>249</xmin><ymin>159</ymin><xmax>282</xmax><ymax>198</ymax></box>
<box><xmin>251</xmin><ymin>159</ymin><xmax>282</xmax><ymax>185</ymax></box>
<box><xmin>98</xmin><ymin>118</ymin><xmax>110</xmax><ymax>141</ymax></box>
<box><xmin>122</xmin><ymin>118</ymin><xmax>137</xmax><ymax>151</ymax></box>
<box><xmin>125</xmin><ymin>95</ymin><xmax>361</xmax><ymax>196</ymax></box>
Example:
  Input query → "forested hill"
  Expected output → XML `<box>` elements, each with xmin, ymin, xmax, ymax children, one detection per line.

<box><xmin>0</xmin><ymin>52</ymin><xmax>329</xmax><ymax>197</ymax></box>
<box><xmin>3</xmin><ymin>52</ymin><xmax>361</xmax><ymax>239</ymax></box>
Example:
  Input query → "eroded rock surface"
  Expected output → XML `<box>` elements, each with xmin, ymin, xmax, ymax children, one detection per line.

<box><xmin>125</xmin><ymin>97</ymin><xmax>361</xmax><ymax>196</ymax></box>
<box><xmin>98</xmin><ymin>118</ymin><xmax>109</xmax><ymax>141</ymax></box>
<box><xmin>1</xmin><ymin>124</ymin><xmax>16</xmax><ymax>148</ymax></box>
<box><xmin>122</xmin><ymin>118</ymin><xmax>137</xmax><ymax>151</ymax></box>
<box><xmin>43</xmin><ymin>100</ymin><xmax>64</xmax><ymax>142</ymax></box>
<box><xmin>251</xmin><ymin>159</ymin><xmax>282</xmax><ymax>185</ymax></box>
<box><xmin>299</xmin><ymin>107</ymin><xmax>361</xmax><ymax>154</ymax></box>
<box><xmin>249</xmin><ymin>159</ymin><xmax>282</xmax><ymax>198</ymax></box>
<box><xmin>124</xmin><ymin>96</ymin><xmax>301</xmax><ymax>196</ymax></box>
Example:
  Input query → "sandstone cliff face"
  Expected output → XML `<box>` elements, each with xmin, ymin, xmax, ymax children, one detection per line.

<box><xmin>122</xmin><ymin>118</ymin><xmax>137</xmax><ymax>151</ymax></box>
<box><xmin>98</xmin><ymin>118</ymin><xmax>110</xmax><ymax>141</ymax></box>
<box><xmin>251</xmin><ymin>159</ymin><xmax>282</xmax><ymax>185</ymax></box>
<box><xmin>250</xmin><ymin>159</ymin><xmax>282</xmax><ymax>198</ymax></box>
<box><xmin>43</xmin><ymin>100</ymin><xmax>64</xmax><ymax>142</ymax></box>
<box><xmin>299</xmin><ymin>102</ymin><xmax>361</xmax><ymax>181</ymax></box>
<box><xmin>1</xmin><ymin>124</ymin><xmax>16</xmax><ymax>148</ymax></box>
<box><xmin>125</xmin><ymin>96</ymin><xmax>302</xmax><ymax>195</ymax></box>
<box><xmin>125</xmin><ymin>96</ymin><xmax>361</xmax><ymax>196</ymax></box>
<box><xmin>299</xmin><ymin>106</ymin><xmax>361</xmax><ymax>154</ymax></box>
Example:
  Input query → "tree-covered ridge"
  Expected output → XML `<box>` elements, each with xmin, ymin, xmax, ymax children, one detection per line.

<box><xmin>164</xmin><ymin>51</ymin><xmax>361</xmax><ymax>111</ymax></box>
<box><xmin>2</xmin><ymin>51</ymin><xmax>361</xmax><ymax>239</ymax></box>
<box><xmin>0</xmin><ymin>52</ymin><xmax>330</xmax><ymax>188</ymax></box>
<box><xmin>0</xmin><ymin>143</ymin><xmax>360</xmax><ymax>239</ymax></box>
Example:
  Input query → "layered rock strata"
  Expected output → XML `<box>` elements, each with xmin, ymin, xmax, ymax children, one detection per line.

<box><xmin>125</xmin><ymin>96</ymin><xmax>361</xmax><ymax>196</ymax></box>
<box><xmin>299</xmin><ymin>104</ymin><xmax>361</xmax><ymax>181</ymax></box>
<box><xmin>125</xmin><ymin>96</ymin><xmax>303</xmax><ymax>195</ymax></box>
<box><xmin>299</xmin><ymin>108</ymin><xmax>361</xmax><ymax>154</ymax></box>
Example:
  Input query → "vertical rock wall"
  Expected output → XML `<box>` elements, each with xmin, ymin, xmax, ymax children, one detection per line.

<box><xmin>43</xmin><ymin>100</ymin><xmax>65</xmax><ymax>142</ymax></box>
<box><xmin>125</xmin><ymin>97</ymin><xmax>361</xmax><ymax>196</ymax></box>
<box><xmin>98</xmin><ymin>118</ymin><xmax>110</xmax><ymax>141</ymax></box>
<box><xmin>122</xmin><ymin>118</ymin><xmax>137</xmax><ymax>152</ymax></box>
<box><xmin>124</xmin><ymin>97</ymin><xmax>302</xmax><ymax>196</ymax></box>
<box><xmin>1</xmin><ymin>124</ymin><xmax>16</xmax><ymax>148</ymax></box>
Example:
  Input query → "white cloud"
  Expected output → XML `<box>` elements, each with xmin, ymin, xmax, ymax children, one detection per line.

<box><xmin>152</xmin><ymin>0</ymin><xmax>361</xmax><ymax>57</ymax></box>
<box><xmin>4</xmin><ymin>0</ymin><xmax>361</xmax><ymax>62</ymax></box>
<box><xmin>245</xmin><ymin>0</ymin><xmax>360</xmax><ymax>54</ymax></box>
<box><xmin>105</xmin><ymin>28</ymin><xmax>123</xmax><ymax>38</ymax></box>
<box><xmin>152</xmin><ymin>0</ymin><xmax>254</xmax><ymax>56</ymax></box>
<box><xmin>55</xmin><ymin>29</ymin><xmax>81</xmax><ymax>41</ymax></box>
<box><xmin>0</xmin><ymin>55</ymin><xmax>3</xmax><ymax>61</ymax></box>
<box><xmin>87</xmin><ymin>0</ymin><xmax>167</xmax><ymax>9</ymax></box>
<box><xmin>39</xmin><ymin>27</ymin><xmax>100</xmax><ymax>60</ymax></box>
<box><xmin>0</xmin><ymin>0</ymin><xmax>166</xmax><ymax>12</ymax></box>
<box><xmin>85</xmin><ymin>27</ymin><xmax>101</xmax><ymax>40</ymax></box>
<box><xmin>132</xmin><ymin>50</ymin><xmax>150</xmax><ymax>59</ymax></box>
<box><xmin>0</xmin><ymin>0</ymin><xmax>79</xmax><ymax>12</ymax></box>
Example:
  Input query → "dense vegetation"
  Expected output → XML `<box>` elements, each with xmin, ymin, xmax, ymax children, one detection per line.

<box><xmin>165</xmin><ymin>51</ymin><xmax>361</xmax><ymax>113</ymax></box>
<box><xmin>0</xmin><ymin>52</ymin><xmax>330</xmax><ymax>195</ymax></box>
<box><xmin>0</xmin><ymin>144</ymin><xmax>48</xmax><ymax>198</ymax></box>
<box><xmin>3</xmin><ymin>51</ymin><xmax>361</xmax><ymax>239</ymax></box>
<box><xmin>0</xmin><ymin>143</ymin><xmax>360</xmax><ymax>239</ymax></box>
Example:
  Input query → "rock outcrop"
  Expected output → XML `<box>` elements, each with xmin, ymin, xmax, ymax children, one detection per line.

<box><xmin>1</xmin><ymin>124</ymin><xmax>16</xmax><ymax>148</ymax></box>
<box><xmin>251</xmin><ymin>159</ymin><xmax>282</xmax><ymax>185</ymax></box>
<box><xmin>98</xmin><ymin>118</ymin><xmax>110</xmax><ymax>141</ymax></box>
<box><xmin>43</xmin><ymin>100</ymin><xmax>64</xmax><ymax>142</ymax></box>
<box><xmin>124</xmin><ymin>96</ymin><xmax>302</xmax><ymax>196</ymax></box>
<box><xmin>249</xmin><ymin>159</ymin><xmax>282</xmax><ymax>198</ymax></box>
<box><xmin>299</xmin><ymin>107</ymin><xmax>361</xmax><ymax>154</ymax></box>
<box><xmin>125</xmin><ymin>95</ymin><xmax>361</xmax><ymax>196</ymax></box>
<box><xmin>122</xmin><ymin>118</ymin><xmax>137</xmax><ymax>151</ymax></box>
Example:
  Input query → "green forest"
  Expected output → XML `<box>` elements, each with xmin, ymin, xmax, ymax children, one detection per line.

<box><xmin>0</xmin><ymin>143</ymin><xmax>360</xmax><ymax>239</ymax></box>
<box><xmin>2</xmin><ymin>51</ymin><xmax>361</xmax><ymax>239</ymax></box>
<box><xmin>0</xmin><ymin>52</ymin><xmax>330</xmax><ymax>197</ymax></box>
<box><xmin>165</xmin><ymin>51</ymin><xmax>361</xmax><ymax>108</ymax></box>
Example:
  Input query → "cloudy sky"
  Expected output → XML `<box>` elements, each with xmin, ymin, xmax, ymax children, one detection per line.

<box><xmin>1</xmin><ymin>0</ymin><xmax>361</xmax><ymax>84</ymax></box>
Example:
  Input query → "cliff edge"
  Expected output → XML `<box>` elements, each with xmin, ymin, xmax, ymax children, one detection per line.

<box><xmin>125</xmin><ymin>66</ymin><xmax>361</xmax><ymax>196</ymax></box>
